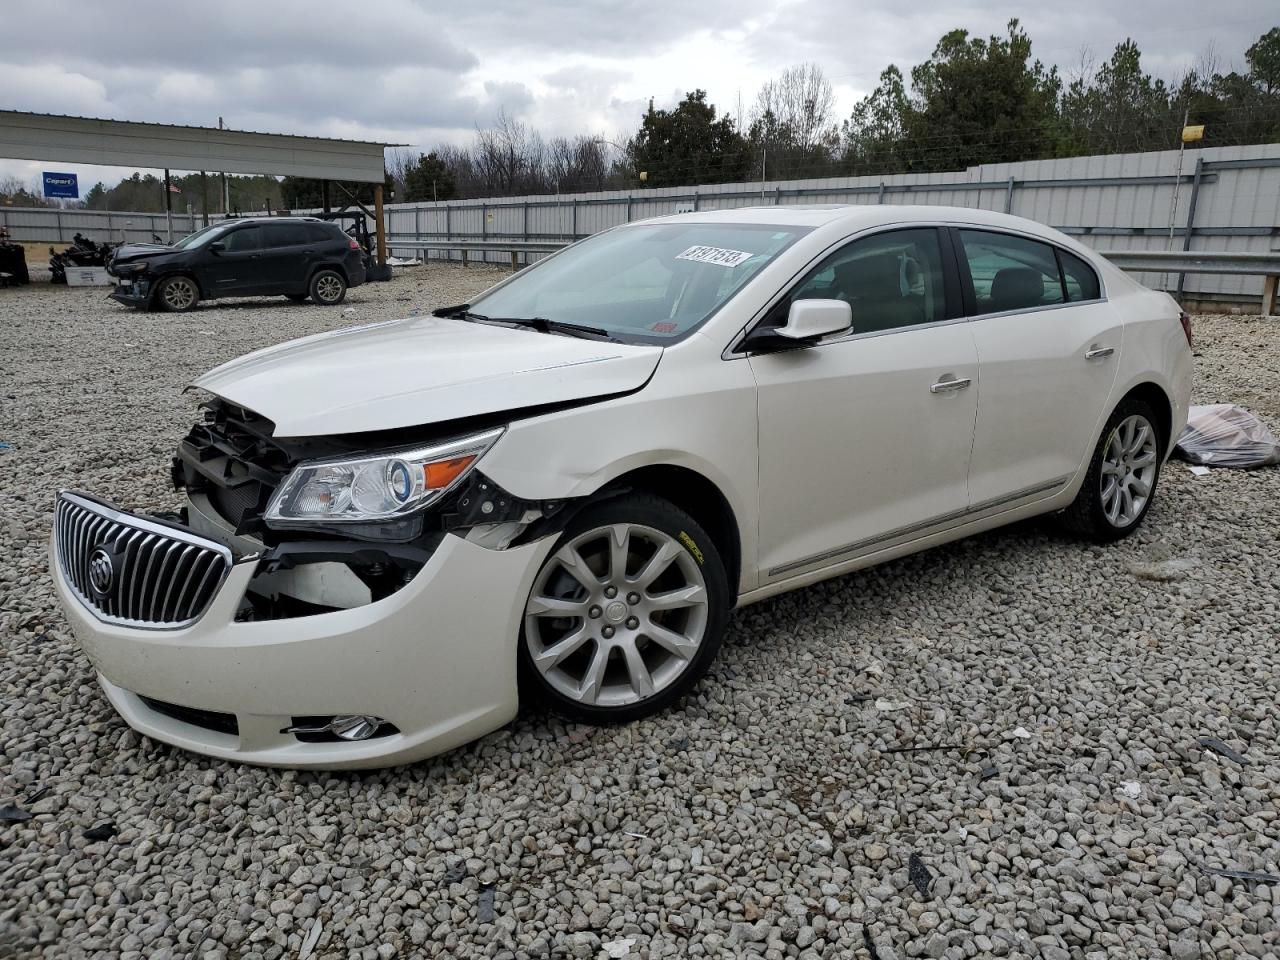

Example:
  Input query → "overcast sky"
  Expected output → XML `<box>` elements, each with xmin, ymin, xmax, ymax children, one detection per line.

<box><xmin>0</xmin><ymin>0</ymin><xmax>1273</xmax><ymax>190</ymax></box>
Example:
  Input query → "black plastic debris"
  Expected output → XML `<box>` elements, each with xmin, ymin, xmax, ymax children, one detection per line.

<box><xmin>477</xmin><ymin>882</ymin><xmax>496</xmax><ymax>922</ymax></box>
<box><xmin>979</xmin><ymin>764</ymin><xmax>999</xmax><ymax>782</ymax></box>
<box><xmin>1199</xmin><ymin>737</ymin><xmax>1250</xmax><ymax>765</ymax></box>
<box><xmin>845</xmin><ymin>694</ymin><xmax>873</xmax><ymax>705</ymax></box>
<box><xmin>908</xmin><ymin>853</ymin><xmax>934</xmax><ymax>897</ymax></box>
<box><xmin>25</xmin><ymin>784</ymin><xmax>50</xmax><ymax>804</ymax></box>
<box><xmin>1</xmin><ymin>806</ymin><xmax>33</xmax><ymax>822</ymax></box>
<box><xmin>1201</xmin><ymin>865</ymin><xmax>1280</xmax><ymax>885</ymax></box>
<box><xmin>862</xmin><ymin>927</ymin><xmax>883</xmax><ymax>960</ymax></box>
<box><xmin>82</xmin><ymin>822</ymin><xmax>117</xmax><ymax>841</ymax></box>
<box><xmin>443</xmin><ymin>862</ymin><xmax>467</xmax><ymax>884</ymax></box>
<box><xmin>668</xmin><ymin>736</ymin><xmax>690</xmax><ymax>753</ymax></box>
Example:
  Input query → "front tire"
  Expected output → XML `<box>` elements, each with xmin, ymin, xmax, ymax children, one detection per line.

<box><xmin>155</xmin><ymin>275</ymin><xmax>199</xmax><ymax>312</ymax></box>
<box><xmin>1062</xmin><ymin>398</ymin><xmax>1163</xmax><ymax>541</ymax></box>
<box><xmin>519</xmin><ymin>494</ymin><xmax>729</xmax><ymax>724</ymax></box>
<box><xmin>309</xmin><ymin>269</ymin><xmax>347</xmax><ymax>305</ymax></box>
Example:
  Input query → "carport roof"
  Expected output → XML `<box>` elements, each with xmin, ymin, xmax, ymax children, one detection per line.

<box><xmin>0</xmin><ymin>110</ymin><xmax>401</xmax><ymax>183</ymax></box>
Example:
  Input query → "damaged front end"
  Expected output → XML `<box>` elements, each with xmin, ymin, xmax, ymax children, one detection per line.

<box><xmin>171</xmin><ymin>398</ymin><xmax>570</xmax><ymax>622</ymax></box>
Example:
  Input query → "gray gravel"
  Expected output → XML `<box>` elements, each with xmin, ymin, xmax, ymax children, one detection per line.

<box><xmin>2</xmin><ymin>275</ymin><xmax>1280</xmax><ymax>960</ymax></box>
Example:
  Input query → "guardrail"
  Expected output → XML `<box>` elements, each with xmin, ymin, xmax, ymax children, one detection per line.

<box><xmin>1098</xmin><ymin>250</ymin><xmax>1279</xmax><ymax>316</ymax></box>
<box><xmin>387</xmin><ymin>236</ymin><xmax>1280</xmax><ymax>317</ymax></box>
<box><xmin>386</xmin><ymin>235</ymin><xmax>568</xmax><ymax>271</ymax></box>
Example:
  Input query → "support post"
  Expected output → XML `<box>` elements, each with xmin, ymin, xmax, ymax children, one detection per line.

<box><xmin>1175</xmin><ymin>156</ymin><xmax>1204</xmax><ymax>302</ymax></box>
<box><xmin>164</xmin><ymin>169</ymin><xmax>174</xmax><ymax>243</ymax></box>
<box><xmin>322</xmin><ymin>180</ymin><xmax>331</xmax><ymax>214</ymax></box>
<box><xmin>374</xmin><ymin>184</ymin><xmax>387</xmax><ymax>267</ymax></box>
<box><xmin>877</xmin><ymin>181</ymin><xmax>885</xmax><ymax>204</ymax></box>
<box><xmin>1004</xmin><ymin>176</ymin><xmax>1016</xmax><ymax>214</ymax></box>
<box><xmin>522</xmin><ymin>202</ymin><xmax>528</xmax><ymax>242</ymax></box>
<box><xmin>200</xmin><ymin>172</ymin><xmax>209</xmax><ymax>227</ymax></box>
<box><xmin>626</xmin><ymin>195</ymin><xmax>632</xmax><ymax>222</ymax></box>
<box><xmin>1263</xmin><ymin>274</ymin><xmax>1278</xmax><ymax>319</ymax></box>
<box><xmin>481</xmin><ymin>204</ymin><xmax>487</xmax><ymax>242</ymax></box>
<box><xmin>511</xmin><ymin>251</ymin><xmax>518</xmax><ymax>272</ymax></box>
<box><xmin>571</xmin><ymin>199</ymin><xmax>577</xmax><ymax>239</ymax></box>
<box><xmin>462</xmin><ymin>249</ymin><xmax>468</xmax><ymax>269</ymax></box>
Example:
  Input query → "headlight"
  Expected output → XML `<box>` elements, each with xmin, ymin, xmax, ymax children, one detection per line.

<box><xmin>126</xmin><ymin>262</ymin><xmax>148</xmax><ymax>273</ymax></box>
<box><xmin>264</xmin><ymin>427</ymin><xmax>503</xmax><ymax>527</ymax></box>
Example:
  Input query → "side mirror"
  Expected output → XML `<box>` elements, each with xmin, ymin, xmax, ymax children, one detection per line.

<box><xmin>741</xmin><ymin>299</ymin><xmax>852</xmax><ymax>354</ymax></box>
<box><xmin>777</xmin><ymin>299</ymin><xmax>852</xmax><ymax>340</ymax></box>
<box><xmin>208</xmin><ymin>241</ymin><xmax>225</xmax><ymax>254</ymax></box>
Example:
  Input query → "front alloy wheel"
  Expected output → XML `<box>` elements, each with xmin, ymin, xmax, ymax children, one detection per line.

<box><xmin>156</xmin><ymin>275</ymin><xmax>199</xmax><ymax>312</ymax></box>
<box><xmin>520</xmin><ymin>495</ymin><xmax>728</xmax><ymax>722</ymax></box>
<box><xmin>310</xmin><ymin>269</ymin><xmax>347</xmax><ymax>305</ymax></box>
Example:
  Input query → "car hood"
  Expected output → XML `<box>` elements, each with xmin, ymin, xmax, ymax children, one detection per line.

<box><xmin>192</xmin><ymin>315</ymin><xmax>663</xmax><ymax>437</ymax></box>
<box><xmin>111</xmin><ymin>243</ymin><xmax>174</xmax><ymax>262</ymax></box>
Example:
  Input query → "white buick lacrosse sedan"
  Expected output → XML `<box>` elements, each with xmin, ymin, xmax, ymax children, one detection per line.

<box><xmin>51</xmin><ymin>205</ymin><xmax>1193</xmax><ymax>768</ymax></box>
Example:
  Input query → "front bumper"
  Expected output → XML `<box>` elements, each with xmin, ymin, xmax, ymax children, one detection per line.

<box><xmin>51</xmin><ymin>502</ymin><xmax>553</xmax><ymax>769</ymax></box>
<box><xmin>108</xmin><ymin>277</ymin><xmax>153</xmax><ymax>307</ymax></box>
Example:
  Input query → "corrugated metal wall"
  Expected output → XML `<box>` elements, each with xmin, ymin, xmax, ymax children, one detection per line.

<box><xmin>5</xmin><ymin>143</ymin><xmax>1277</xmax><ymax>300</ymax></box>
<box><xmin>0</xmin><ymin>206</ymin><xmax>202</xmax><ymax>246</ymax></box>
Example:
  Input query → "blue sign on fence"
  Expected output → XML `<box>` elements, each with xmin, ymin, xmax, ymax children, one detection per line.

<box><xmin>43</xmin><ymin>172</ymin><xmax>78</xmax><ymax>199</ymax></box>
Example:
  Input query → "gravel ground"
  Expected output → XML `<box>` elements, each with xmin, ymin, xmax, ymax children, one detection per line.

<box><xmin>2</xmin><ymin>272</ymin><xmax>1279</xmax><ymax>960</ymax></box>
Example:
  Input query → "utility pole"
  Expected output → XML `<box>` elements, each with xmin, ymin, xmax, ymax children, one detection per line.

<box><xmin>163</xmin><ymin>168</ymin><xmax>174</xmax><ymax>242</ymax></box>
<box><xmin>1162</xmin><ymin>107</ymin><xmax>1191</xmax><ymax>291</ymax></box>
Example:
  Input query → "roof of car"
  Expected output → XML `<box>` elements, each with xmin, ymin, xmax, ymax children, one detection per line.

<box><xmin>221</xmin><ymin>216</ymin><xmax>325</xmax><ymax>225</ymax></box>
<box><xmin>643</xmin><ymin>204</ymin><xmax>1059</xmax><ymax>234</ymax></box>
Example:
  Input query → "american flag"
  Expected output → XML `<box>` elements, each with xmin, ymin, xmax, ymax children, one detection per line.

<box><xmin>168</xmin><ymin>183</ymin><xmax>182</xmax><ymax>194</ymax></box>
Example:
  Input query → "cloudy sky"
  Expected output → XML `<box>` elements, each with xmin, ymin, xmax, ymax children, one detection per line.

<box><xmin>0</xmin><ymin>0</ymin><xmax>1273</xmax><ymax>189</ymax></box>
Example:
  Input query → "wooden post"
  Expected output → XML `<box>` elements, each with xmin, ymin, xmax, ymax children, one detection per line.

<box><xmin>461</xmin><ymin>249</ymin><xmax>468</xmax><ymax>269</ymax></box>
<box><xmin>374</xmin><ymin>184</ymin><xmax>387</xmax><ymax>267</ymax></box>
<box><xmin>1263</xmin><ymin>274</ymin><xmax>1278</xmax><ymax>319</ymax></box>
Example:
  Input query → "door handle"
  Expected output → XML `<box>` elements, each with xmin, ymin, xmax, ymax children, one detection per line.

<box><xmin>930</xmin><ymin>376</ymin><xmax>972</xmax><ymax>394</ymax></box>
<box><xmin>1085</xmin><ymin>345</ymin><xmax>1115</xmax><ymax>359</ymax></box>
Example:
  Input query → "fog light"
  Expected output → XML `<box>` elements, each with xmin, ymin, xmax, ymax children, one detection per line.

<box><xmin>329</xmin><ymin>715</ymin><xmax>385</xmax><ymax>741</ymax></box>
<box><xmin>281</xmin><ymin>714</ymin><xmax>389</xmax><ymax>741</ymax></box>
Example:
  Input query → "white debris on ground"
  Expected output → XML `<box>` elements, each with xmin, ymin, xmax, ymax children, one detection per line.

<box><xmin>2</xmin><ymin>276</ymin><xmax>1279</xmax><ymax>959</ymax></box>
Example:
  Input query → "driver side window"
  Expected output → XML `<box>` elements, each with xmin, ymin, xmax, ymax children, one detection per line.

<box><xmin>774</xmin><ymin>228</ymin><xmax>949</xmax><ymax>335</ymax></box>
<box><xmin>223</xmin><ymin>227</ymin><xmax>260</xmax><ymax>252</ymax></box>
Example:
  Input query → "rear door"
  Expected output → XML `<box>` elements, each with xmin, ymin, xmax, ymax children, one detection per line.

<box><xmin>954</xmin><ymin>228</ymin><xmax>1122</xmax><ymax>507</ymax></box>
<box><xmin>750</xmin><ymin>227</ymin><xmax>979</xmax><ymax>581</ymax></box>
<box><xmin>201</xmin><ymin>225</ymin><xmax>266</xmax><ymax>295</ymax></box>
<box><xmin>259</xmin><ymin>222</ymin><xmax>314</xmax><ymax>293</ymax></box>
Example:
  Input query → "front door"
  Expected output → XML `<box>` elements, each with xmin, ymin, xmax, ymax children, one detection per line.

<box><xmin>750</xmin><ymin>227</ymin><xmax>979</xmax><ymax>581</ymax></box>
<box><xmin>954</xmin><ymin>228</ymin><xmax>1122</xmax><ymax>506</ymax></box>
<box><xmin>202</xmin><ymin>225</ymin><xmax>266</xmax><ymax>295</ymax></box>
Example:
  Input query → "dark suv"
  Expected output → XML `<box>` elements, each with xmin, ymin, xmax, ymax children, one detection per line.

<box><xmin>107</xmin><ymin>217</ymin><xmax>367</xmax><ymax>312</ymax></box>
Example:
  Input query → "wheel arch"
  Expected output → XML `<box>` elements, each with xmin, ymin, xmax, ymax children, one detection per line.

<box><xmin>591</xmin><ymin>464</ymin><xmax>743</xmax><ymax>604</ymax></box>
<box><xmin>309</xmin><ymin>261</ymin><xmax>349</xmax><ymax>285</ymax></box>
<box><xmin>1115</xmin><ymin>380</ymin><xmax>1174</xmax><ymax>456</ymax></box>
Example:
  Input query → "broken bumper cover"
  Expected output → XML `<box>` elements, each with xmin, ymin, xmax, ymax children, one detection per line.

<box><xmin>108</xmin><ymin>279</ymin><xmax>153</xmax><ymax>307</ymax></box>
<box><xmin>51</xmin><ymin>524</ymin><xmax>552</xmax><ymax>769</ymax></box>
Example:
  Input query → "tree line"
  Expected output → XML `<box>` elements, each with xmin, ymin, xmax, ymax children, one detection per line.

<box><xmin>3</xmin><ymin>22</ymin><xmax>1276</xmax><ymax>212</ymax></box>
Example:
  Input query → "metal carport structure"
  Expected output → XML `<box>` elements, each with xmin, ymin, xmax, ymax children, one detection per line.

<box><xmin>0</xmin><ymin>109</ymin><xmax>396</xmax><ymax>264</ymax></box>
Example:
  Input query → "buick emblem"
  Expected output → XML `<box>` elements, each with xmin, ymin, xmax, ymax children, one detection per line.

<box><xmin>88</xmin><ymin>546</ymin><xmax>116</xmax><ymax>598</ymax></box>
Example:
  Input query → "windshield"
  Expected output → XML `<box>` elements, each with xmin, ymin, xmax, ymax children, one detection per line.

<box><xmin>468</xmin><ymin>222</ymin><xmax>811</xmax><ymax>343</ymax></box>
<box><xmin>172</xmin><ymin>223</ymin><xmax>232</xmax><ymax>250</ymax></box>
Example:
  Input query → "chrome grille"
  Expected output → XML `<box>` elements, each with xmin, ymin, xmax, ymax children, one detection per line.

<box><xmin>54</xmin><ymin>492</ymin><xmax>233</xmax><ymax>629</ymax></box>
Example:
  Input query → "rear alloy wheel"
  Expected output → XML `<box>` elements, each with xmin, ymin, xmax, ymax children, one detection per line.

<box><xmin>155</xmin><ymin>275</ymin><xmax>199</xmax><ymax>312</ymax></box>
<box><xmin>309</xmin><ymin>269</ymin><xmax>347</xmax><ymax>305</ymax></box>
<box><xmin>1062</xmin><ymin>399</ymin><xmax>1163</xmax><ymax>541</ymax></box>
<box><xmin>519</xmin><ymin>495</ymin><xmax>728</xmax><ymax>723</ymax></box>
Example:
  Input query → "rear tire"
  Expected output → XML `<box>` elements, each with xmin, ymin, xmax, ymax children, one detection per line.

<box><xmin>518</xmin><ymin>494</ymin><xmax>729</xmax><ymax>724</ymax></box>
<box><xmin>1061</xmin><ymin>398</ymin><xmax>1164</xmax><ymax>541</ymax></box>
<box><xmin>309</xmin><ymin>269</ymin><xmax>347</xmax><ymax>305</ymax></box>
<box><xmin>155</xmin><ymin>275</ymin><xmax>199</xmax><ymax>312</ymax></box>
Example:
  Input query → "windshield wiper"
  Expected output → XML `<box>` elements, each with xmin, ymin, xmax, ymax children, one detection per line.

<box><xmin>463</xmin><ymin>312</ymin><xmax>617</xmax><ymax>341</ymax></box>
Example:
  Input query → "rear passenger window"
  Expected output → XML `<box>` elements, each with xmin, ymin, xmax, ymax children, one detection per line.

<box><xmin>1059</xmin><ymin>249</ymin><xmax>1101</xmax><ymax>301</ymax></box>
<box><xmin>263</xmin><ymin>223</ymin><xmax>309</xmax><ymax>247</ymax></box>
<box><xmin>306</xmin><ymin>223</ymin><xmax>335</xmax><ymax>243</ymax></box>
<box><xmin>959</xmin><ymin>230</ymin><xmax>1064</xmax><ymax>313</ymax></box>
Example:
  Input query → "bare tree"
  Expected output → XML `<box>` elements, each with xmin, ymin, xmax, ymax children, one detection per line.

<box><xmin>748</xmin><ymin>63</ymin><xmax>839</xmax><ymax>178</ymax></box>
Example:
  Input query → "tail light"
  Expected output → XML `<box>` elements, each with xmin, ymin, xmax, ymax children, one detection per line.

<box><xmin>348</xmin><ymin>238</ymin><xmax>360</xmax><ymax>250</ymax></box>
<box><xmin>1178</xmin><ymin>311</ymin><xmax>1193</xmax><ymax>349</ymax></box>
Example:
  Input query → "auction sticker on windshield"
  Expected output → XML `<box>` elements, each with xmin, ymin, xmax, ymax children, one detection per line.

<box><xmin>676</xmin><ymin>245</ymin><xmax>754</xmax><ymax>268</ymax></box>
